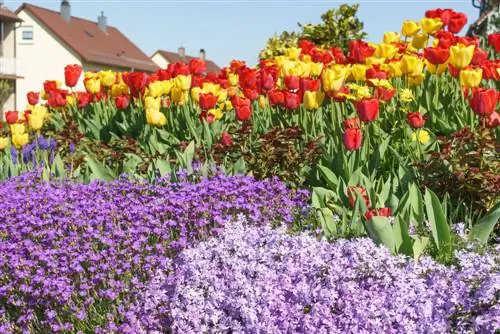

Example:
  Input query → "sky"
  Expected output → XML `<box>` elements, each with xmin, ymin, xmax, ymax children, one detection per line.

<box><xmin>5</xmin><ymin>1</ymin><xmax>480</xmax><ymax>67</ymax></box>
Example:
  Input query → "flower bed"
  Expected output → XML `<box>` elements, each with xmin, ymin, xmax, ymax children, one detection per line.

<box><xmin>0</xmin><ymin>172</ymin><xmax>307</xmax><ymax>333</ymax></box>
<box><xmin>123</xmin><ymin>218</ymin><xmax>499</xmax><ymax>333</ymax></box>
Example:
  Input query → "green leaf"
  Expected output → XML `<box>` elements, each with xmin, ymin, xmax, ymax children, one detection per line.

<box><xmin>424</xmin><ymin>188</ymin><xmax>451</xmax><ymax>252</ymax></box>
<box><xmin>365</xmin><ymin>216</ymin><xmax>396</xmax><ymax>253</ymax></box>
<box><xmin>469</xmin><ymin>202</ymin><xmax>500</xmax><ymax>245</ymax></box>
<box><xmin>412</xmin><ymin>236</ymin><xmax>429</xmax><ymax>261</ymax></box>
<box><xmin>86</xmin><ymin>155</ymin><xmax>116</xmax><ymax>181</ymax></box>
<box><xmin>393</xmin><ymin>214</ymin><xmax>413</xmax><ymax>256</ymax></box>
<box><xmin>318</xmin><ymin>165</ymin><xmax>338</xmax><ymax>189</ymax></box>
<box><xmin>183</xmin><ymin>141</ymin><xmax>196</xmax><ymax>174</ymax></box>
<box><xmin>154</xmin><ymin>159</ymin><xmax>172</xmax><ymax>177</ymax></box>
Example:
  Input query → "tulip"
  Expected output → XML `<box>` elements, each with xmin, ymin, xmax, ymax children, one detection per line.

<box><xmin>171</xmin><ymin>87</ymin><xmax>187</xmax><ymax>105</ymax></box>
<box><xmin>243</xmin><ymin>88</ymin><xmax>259</xmax><ymax>101</ymax></box>
<box><xmin>469</xmin><ymin>88</ymin><xmax>497</xmax><ymax>116</ymax></box>
<box><xmin>300</xmin><ymin>78</ymin><xmax>320</xmax><ymax>92</ymax></box>
<box><xmin>189</xmin><ymin>58</ymin><xmax>206</xmax><ymax>75</ymax></box>
<box><xmin>268</xmin><ymin>89</ymin><xmax>284</xmax><ymax>106</ymax></box>
<box><xmin>387</xmin><ymin>61</ymin><xmax>403</xmax><ymax>77</ymax></box>
<box><xmin>258</xmin><ymin>95</ymin><xmax>268</xmax><ymax>109</ymax></box>
<box><xmin>27</xmin><ymin>92</ymin><xmax>39</xmax><ymax>106</ymax></box>
<box><xmin>343</xmin><ymin>128</ymin><xmax>362</xmax><ymax>152</ymax></box>
<box><xmin>28</xmin><ymin>114</ymin><xmax>43</xmax><ymax>131</ymax></box>
<box><xmin>12</xmin><ymin>133</ymin><xmax>28</xmax><ymax>149</ymax></box>
<box><xmin>64</xmin><ymin>64</ymin><xmax>82</xmax><ymax>88</ymax></box>
<box><xmin>303</xmin><ymin>91</ymin><xmax>324</xmax><ymax>110</ymax></box>
<box><xmin>401</xmin><ymin>20</ymin><xmax>420</xmax><ymax>37</ymax></box>
<box><xmin>401</xmin><ymin>55</ymin><xmax>423</xmax><ymax>76</ymax></box>
<box><xmin>174</xmin><ymin>75</ymin><xmax>191</xmax><ymax>91</ymax></box>
<box><xmin>383</xmin><ymin>32</ymin><xmax>400</xmax><ymax>44</ymax></box>
<box><xmin>412</xmin><ymin>130</ymin><xmax>431</xmax><ymax>144</ymax></box>
<box><xmin>5</xmin><ymin>111</ymin><xmax>18</xmax><ymax>125</ymax></box>
<box><xmin>471</xmin><ymin>47</ymin><xmax>488</xmax><ymax>66</ymax></box>
<box><xmin>0</xmin><ymin>137</ymin><xmax>8</xmax><ymax>150</ymax></box>
<box><xmin>365</xmin><ymin>208</ymin><xmax>392</xmax><ymax>221</ymax></box>
<box><xmin>376</xmin><ymin>43</ymin><xmax>397</xmax><ymax>59</ymax></box>
<box><xmin>84</xmin><ymin>77</ymin><xmax>101</xmax><ymax>94</ymax></box>
<box><xmin>348</xmin><ymin>40</ymin><xmax>375</xmax><ymax>63</ymax></box>
<box><xmin>435</xmin><ymin>31</ymin><xmax>456</xmax><ymax>48</ymax></box>
<box><xmin>374</xmin><ymin>87</ymin><xmax>396</xmax><ymax>101</ymax></box>
<box><xmin>343</xmin><ymin>117</ymin><xmax>361</xmax><ymax>129</ymax></box>
<box><xmin>199</xmin><ymin>93</ymin><xmax>218</xmax><ymax>111</ymax></box>
<box><xmin>217</xmin><ymin>89</ymin><xmax>228</xmax><ymax>103</ymax></box>
<box><xmin>487</xmin><ymin>33</ymin><xmax>500</xmax><ymax>53</ymax></box>
<box><xmin>285</xmin><ymin>47</ymin><xmax>301</xmax><ymax>60</ymax></box>
<box><xmin>408</xmin><ymin>75</ymin><xmax>424</xmax><ymax>86</ymax></box>
<box><xmin>448</xmin><ymin>12</ymin><xmax>467</xmax><ymax>34</ymax></box>
<box><xmin>351</xmin><ymin>64</ymin><xmax>367</xmax><ymax>81</ymax></box>
<box><xmin>407</xmin><ymin>112</ymin><xmax>426</xmax><ymax>128</ymax></box>
<box><xmin>459</xmin><ymin>68</ymin><xmax>483</xmax><ymax>88</ymax></box>
<box><xmin>115</xmin><ymin>95</ymin><xmax>129</xmax><ymax>110</ymax></box>
<box><xmin>144</xmin><ymin>96</ymin><xmax>161</xmax><ymax>111</ymax></box>
<box><xmin>99</xmin><ymin>70</ymin><xmax>116</xmax><ymax>87</ymax></box>
<box><xmin>284</xmin><ymin>76</ymin><xmax>300</xmax><ymax>91</ymax></box>
<box><xmin>411</xmin><ymin>33</ymin><xmax>429</xmax><ymax>49</ymax></box>
<box><xmin>424</xmin><ymin>47</ymin><xmax>450</xmax><ymax>65</ymax></box>
<box><xmin>347</xmin><ymin>186</ymin><xmax>371</xmax><ymax>207</ymax></box>
<box><xmin>322</xmin><ymin>67</ymin><xmax>347</xmax><ymax>92</ymax></box>
<box><xmin>10</xmin><ymin>123</ymin><xmax>25</xmax><ymax>135</ymax></box>
<box><xmin>231</xmin><ymin>96</ymin><xmax>252</xmax><ymax>121</ymax></box>
<box><xmin>355</xmin><ymin>98</ymin><xmax>379</xmax><ymax>123</ymax></box>
<box><xmin>426</xmin><ymin>62</ymin><xmax>448</xmax><ymax>74</ymax></box>
<box><xmin>77</xmin><ymin>92</ymin><xmax>91</xmax><ymax>108</ymax></box>
<box><xmin>123</xmin><ymin>72</ymin><xmax>149</xmax><ymax>97</ymax></box>
<box><xmin>32</xmin><ymin>105</ymin><xmax>47</xmax><ymax>120</ymax></box>
<box><xmin>487</xmin><ymin>112</ymin><xmax>500</xmax><ymax>128</ymax></box>
<box><xmin>449</xmin><ymin>44</ymin><xmax>475</xmax><ymax>69</ymax></box>
<box><xmin>145</xmin><ymin>108</ymin><xmax>167</xmax><ymax>127</ymax></box>
<box><xmin>310</xmin><ymin>62</ymin><xmax>323</xmax><ymax>77</ymax></box>
<box><xmin>220</xmin><ymin>132</ymin><xmax>233</xmax><ymax>147</ymax></box>
<box><xmin>420</xmin><ymin>18</ymin><xmax>443</xmax><ymax>34</ymax></box>
<box><xmin>148</xmin><ymin>81</ymin><xmax>164</xmax><ymax>98</ymax></box>
<box><xmin>283</xmin><ymin>92</ymin><xmax>301</xmax><ymax>110</ymax></box>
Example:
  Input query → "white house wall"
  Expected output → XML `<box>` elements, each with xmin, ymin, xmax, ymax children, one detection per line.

<box><xmin>151</xmin><ymin>53</ymin><xmax>169</xmax><ymax>70</ymax></box>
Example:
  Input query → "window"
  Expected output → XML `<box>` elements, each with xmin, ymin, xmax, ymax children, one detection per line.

<box><xmin>20</xmin><ymin>26</ymin><xmax>33</xmax><ymax>44</ymax></box>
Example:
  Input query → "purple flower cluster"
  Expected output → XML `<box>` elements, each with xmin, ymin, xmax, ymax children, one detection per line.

<box><xmin>0</xmin><ymin>172</ymin><xmax>308</xmax><ymax>333</ymax></box>
<box><xmin>124</xmin><ymin>217</ymin><xmax>499</xmax><ymax>334</ymax></box>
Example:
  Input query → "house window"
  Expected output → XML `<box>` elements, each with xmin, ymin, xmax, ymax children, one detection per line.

<box><xmin>20</xmin><ymin>26</ymin><xmax>33</xmax><ymax>44</ymax></box>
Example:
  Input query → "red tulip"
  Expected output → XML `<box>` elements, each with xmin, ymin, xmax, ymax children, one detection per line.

<box><xmin>330</xmin><ymin>47</ymin><xmax>347</xmax><ymax>64</ymax></box>
<box><xmin>343</xmin><ymin>128</ymin><xmax>363</xmax><ymax>151</ymax></box>
<box><xmin>348</xmin><ymin>40</ymin><xmax>375</xmax><ymax>64</ymax></box>
<box><xmin>448</xmin><ymin>64</ymin><xmax>460</xmax><ymax>78</ymax></box>
<box><xmin>123</xmin><ymin>72</ymin><xmax>149</xmax><ymax>97</ymax></box>
<box><xmin>355</xmin><ymin>98</ymin><xmax>379</xmax><ymax>123</ymax></box>
<box><xmin>469</xmin><ymin>88</ymin><xmax>498</xmax><ymax>116</ymax></box>
<box><xmin>220</xmin><ymin>132</ymin><xmax>233</xmax><ymax>146</ymax></box>
<box><xmin>243</xmin><ymin>88</ymin><xmax>259</xmax><ymax>101</ymax></box>
<box><xmin>189</xmin><ymin>58</ymin><xmax>206</xmax><ymax>75</ymax></box>
<box><xmin>199</xmin><ymin>93</ymin><xmax>218</xmax><ymax>111</ymax></box>
<box><xmin>5</xmin><ymin>111</ymin><xmax>18</xmax><ymax>124</ymax></box>
<box><xmin>435</xmin><ymin>31</ymin><xmax>456</xmax><ymax>49</ymax></box>
<box><xmin>156</xmin><ymin>69</ymin><xmax>172</xmax><ymax>81</ymax></box>
<box><xmin>231</xmin><ymin>95</ymin><xmax>252</xmax><ymax>122</ymax></box>
<box><xmin>170</xmin><ymin>63</ymin><xmax>190</xmax><ymax>77</ymax></box>
<box><xmin>260</xmin><ymin>68</ymin><xmax>277</xmax><ymax>91</ymax></box>
<box><xmin>343</xmin><ymin>117</ymin><xmax>361</xmax><ymax>129</ymax></box>
<box><xmin>191</xmin><ymin>75</ymin><xmax>205</xmax><ymax>88</ymax></box>
<box><xmin>425</xmin><ymin>8</ymin><xmax>453</xmax><ymax>25</ymax></box>
<box><xmin>77</xmin><ymin>92</ymin><xmax>91</xmax><ymax>108</ymax></box>
<box><xmin>284</xmin><ymin>76</ymin><xmax>300</xmax><ymax>91</ymax></box>
<box><xmin>448</xmin><ymin>12</ymin><xmax>467</xmax><ymax>34</ymax></box>
<box><xmin>347</xmin><ymin>186</ymin><xmax>371</xmax><ymax>208</ymax></box>
<box><xmin>268</xmin><ymin>89</ymin><xmax>284</xmax><ymax>106</ymax></box>
<box><xmin>374</xmin><ymin>87</ymin><xmax>396</xmax><ymax>101</ymax></box>
<box><xmin>48</xmin><ymin>92</ymin><xmax>66</xmax><ymax>108</ymax></box>
<box><xmin>471</xmin><ymin>47</ymin><xmax>488</xmax><ymax>66</ymax></box>
<box><xmin>64</xmin><ymin>64</ymin><xmax>82</xmax><ymax>88</ymax></box>
<box><xmin>115</xmin><ymin>95</ymin><xmax>129</xmax><ymax>110</ymax></box>
<box><xmin>407</xmin><ymin>112</ymin><xmax>426</xmax><ymax>128</ymax></box>
<box><xmin>365</xmin><ymin>207</ymin><xmax>392</xmax><ymax>221</ymax></box>
<box><xmin>424</xmin><ymin>47</ymin><xmax>450</xmax><ymax>65</ymax></box>
<box><xmin>456</xmin><ymin>36</ymin><xmax>479</xmax><ymax>47</ymax></box>
<box><xmin>300</xmin><ymin>78</ymin><xmax>320</xmax><ymax>92</ymax></box>
<box><xmin>298</xmin><ymin>39</ymin><xmax>315</xmax><ymax>54</ymax></box>
<box><xmin>366</xmin><ymin>67</ymin><xmax>387</xmax><ymax>80</ymax></box>
<box><xmin>27</xmin><ymin>92</ymin><xmax>39</xmax><ymax>105</ymax></box>
<box><xmin>283</xmin><ymin>91</ymin><xmax>301</xmax><ymax>110</ymax></box>
<box><xmin>239</xmin><ymin>68</ymin><xmax>258</xmax><ymax>90</ymax></box>
<box><xmin>488</xmin><ymin>33</ymin><xmax>500</xmax><ymax>53</ymax></box>
<box><xmin>43</xmin><ymin>80</ymin><xmax>59</xmax><ymax>95</ymax></box>
<box><xmin>487</xmin><ymin>112</ymin><xmax>500</xmax><ymax>128</ymax></box>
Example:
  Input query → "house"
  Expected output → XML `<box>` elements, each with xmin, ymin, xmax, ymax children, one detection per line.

<box><xmin>14</xmin><ymin>1</ymin><xmax>158</xmax><ymax>109</ymax></box>
<box><xmin>151</xmin><ymin>47</ymin><xmax>221</xmax><ymax>74</ymax></box>
<box><xmin>0</xmin><ymin>1</ymin><xmax>22</xmax><ymax>120</ymax></box>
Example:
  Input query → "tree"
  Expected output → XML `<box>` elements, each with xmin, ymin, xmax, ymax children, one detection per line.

<box><xmin>260</xmin><ymin>4</ymin><xmax>366</xmax><ymax>59</ymax></box>
<box><xmin>0</xmin><ymin>80</ymin><xmax>13</xmax><ymax>113</ymax></box>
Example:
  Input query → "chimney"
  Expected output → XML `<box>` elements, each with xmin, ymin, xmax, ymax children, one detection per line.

<box><xmin>98</xmin><ymin>11</ymin><xmax>107</xmax><ymax>32</ymax></box>
<box><xmin>178</xmin><ymin>46</ymin><xmax>186</xmax><ymax>59</ymax></box>
<box><xmin>60</xmin><ymin>0</ymin><xmax>71</xmax><ymax>23</ymax></box>
<box><xmin>199</xmin><ymin>48</ymin><xmax>206</xmax><ymax>60</ymax></box>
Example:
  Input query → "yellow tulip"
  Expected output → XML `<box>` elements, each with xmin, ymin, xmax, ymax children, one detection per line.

<box><xmin>110</xmin><ymin>84</ymin><xmax>124</xmax><ymax>97</ymax></box>
<box><xmin>161</xmin><ymin>80</ymin><xmax>173</xmax><ymax>95</ymax></box>
<box><xmin>144</xmin><ymin>96</ymin><xmax>161</xmax><ymax>111</ymax></box>
<box><xmin>228</xmin><ymin>73</ymin><xmax>239</xmax><ymax>86</ymax></box>
<box><xmin>285</xmin><ymin>47</ymin><xmax>301</xmax><ymax>60</ymax></box>
<box><xmin>459</xmin><ymin>68</ymin><xmax>483</xmax><ymax>88</ymax></box>
<box><xmin>303</xmin><ymin>91</ymin><xmax>325</xmax><ymax>110</ymax></box>
<box><xmin>376</xmin><ymin>43</ymin><xmax>397</xmax><ymax>59</ymax></box>
<box><xmin>322</xmin><ymin>66</ymin><xmax>347</xmax><ymax>92</ymax></box>
<box><xmin>145</xmin><ymin>108</ymin><xmax>167</xmax><ymax>127</ymax></box>
<box><xmin>217</xmin><ymin>89</ymin><xmax>228</xmax><ymax>103</ymax></box>
<box><xmin>299</xmin><ymin>62</ymin><xmax>312</xmax><ymax>77</ymax></box>
<box><xmin>411</xmin><ymin>33</ymin><xmax>429</xmax><ymax>49</ymax></box>
<box><xmin>412</xmin><ymin>130</ymin><xmax>430</xmax><ymax>144</ymax></box>
<box><xmin>399</xmin><ymin>88</ymin><xmax>415</xmax><ymax>103</ymax></box>
<box><xmin>66</xmin><ymin>95</ymin><xmax>76</xmax><ymax>106</ymax></box>
<box><xmin>347</xmin><ymin>84</ymin><xmax>372</xmax><ymax>100</ymax></box>
<box><xmin>420</xmin><ymin>18</ymin><xmax>443</xmax><ymax>35</ymax></box>
<box><xmin>28</xmin><ymin>114</ymin><xmax>44</xmax><ymax>131</ymax></box>
<box><xmin>202</xmin><ymin>82</ymin><xmax>219</xmax><ymax>95</ymax></box>
<box><xmin>0</xmin><ymin>137</ymin><xmax>9</xmax><ymax>150</ymax></box>
<box><xmin>401</xmin><ymin>20</ymin><xmax>420</xmax><ymax>37</ymax></box>
<box><xmin>426</xmin><ymin>62</ymin><xmax>448</xmax><ymax>74</ymax></box>
<box><xmin>84</xmin><ymin>72</ymin><xmax>98</xmax><ymax>80</ymax></box>
<box><xmin>148</xmin><ymin>81</ymin><xmax>164</xmax><ymax>98</ymax></box>
<box><xmin>387</xmin><ymin>61</ymin><xmax>403</xmax><ymax>77</ymax></box>
<box><xmin>383</xmin><ymin>32</ymin><xmax>400</xmax><ymax>44</ymax></box>
<box><xmin>350</xmin><ymin>64</ymin><xmax>367</xmax><ymax>81</ymax></box>
<box><xmin>171</xmin><ymin>86</ymin><xmax>186</xmax><ymax>104</ymax></box>
<box><xmin>365</xmin><ymin>57</ymin><xmax>386</xmax><ymax>66</ymax></box>
<box><xmin>207</xmin><ymin>108</ymin><xmax>223</xmax><ymax>121</ymax></box>
<box><xmin>190</xmin><ymin>87</ymin><xmax>201</xmax><ymax>102</ymax></box>
<box><xmin>310</xmin><ymin>62</ymin><xmax>324</xmax><ymax>77</ymax></box>
<box><xmin>174</xmin><ymin>75</ymin><xmax>191</xmax><ymax>91</ymax></box>
<box><xmin>449</xmin><ymin>44</ymin><xmax>475</xmax><ymax>69</ymax></box>
<box><xmin>368</xmin><ymin>79</ymin><xmax>392</xmax><ymax>89</ymax></box>
<box><xmin>10</xmin><ymin>123</ymin><xmax>25</xmax><ymax>135</ymax></box>
<box><xmin>224</xmin><ymin>100</ymin><xmax>233</xmax><ymax>111</ymax></box>
<box><xmin>258</xmin><ymin>95</ymin><xmax>268</xmax><ymax>109</ymax></box>
<box><xmin>84</xmin><ymin>77</ymin><xmax>101</xmax><ymax>94</ymax></box>
<box><xmin>302</xmin><ymin>54</ymin><xmax>312</xmax><ymax>63</ymax></box>
<box><xmin>32</xmin><ymin>105</ymin><xmax>48</xmax><ymax>119</ymax></box>
<box><xmin>401</xmin><ymin>55</ymin><xmax>423</xmax><ymax>76</ymax></box>
<box><xmin>98</xmin><ymin>70</ymin><xmax>116</xmax><ymax>87</ymax></box>
<box><xmin>12</xmin><ymin>133</ymin><xmax>29</xmax><ymax>148</ymax></box>
<box><xmin>408</xmin><ymin>75</ymin><xmax>424</xmax><ymax>86</ymax></box>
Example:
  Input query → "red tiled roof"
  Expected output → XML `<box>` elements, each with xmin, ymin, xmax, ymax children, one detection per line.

<box><xmin>16</xmin><ymin>3</ymin><xmax>158</xmax><ymax>72</ymax></box>
<box><xmin>0</xmin><ymin>6</ymin><xmax>22</xmax><ymax>22</ymax></box>
<box><xmin>155</xmin><ymin>50</ymin><xmax>221</xmax><ymax>73</ymax></box>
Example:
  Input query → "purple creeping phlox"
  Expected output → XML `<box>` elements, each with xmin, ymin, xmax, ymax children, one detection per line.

<box><xmin>0</xmin><ymin>171</ymin><xmax>308</xmax><ymax>333</ymax></box>
<box><xmin>123</xmin><ymin>216</ymin><xmax>499</xmax><ymax>334</ymax></box>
